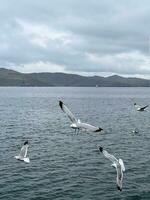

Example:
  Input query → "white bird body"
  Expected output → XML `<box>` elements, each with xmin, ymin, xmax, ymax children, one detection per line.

<box><xmin>76</xmin><ymin>121</ymin><xmax>102</xmax><ymax>132</ymax></box>
<box><xmin>15</xmin><ymin>141</ymin><xmax>30</xmax><ymax>163</ymax></box>
<box><xmin>70</xmin><ymin>123</ymin><xmax>78</xmax><ymax>129</ymax></box>
<box><xmin>99</xmin><ymin>147</ymin><xmax>125</xmax><ymax>191</ymax></box>
<box><xmin>134</xmin><ymin>103</ymin><xmax>148</xmax><ymax>111</ymax></box>
<box><xmin>59</xmin><ymin>101</ymin><xmax>103</xmax><ymax>132</ymax></box>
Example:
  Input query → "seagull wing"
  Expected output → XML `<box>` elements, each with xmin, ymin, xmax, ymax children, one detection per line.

<box><xmin>78</xmin><ymin>122</ymin><xmax>103</xmax><ymax>132</ymax></box>
<box><xmin>141</xmin><ymin>105</ymin><xmax>148</xmax><ymax>110</ymax></box>
<box><xmin>19</xmin><ymin>144</ymin><xmax>28</xmax><ymax>158</ymax></box>
<box><xmin>59</xmin><ymin>101</ymin><xmax>77</xmax><ymax>123</ymax></box>
<box><xmin>102</xmin><ymin>150</ymin><xmax>118</xmax><ymax>164</ymax></box>
<box><xmin>119</xmin><ymin>159</ymin><xmax>125</xmax><ymax>172</ymax></box>
<box><xmin>116</xmin><ymin>165</ymin><xmax>123</xmax><ymax>191</ymax></box>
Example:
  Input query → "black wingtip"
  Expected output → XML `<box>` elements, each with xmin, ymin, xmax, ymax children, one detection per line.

<box><xmin>24</xmin><ymin>140</ymin><xmax>28</xmax><ymax>145</ymax></box>
<box><xmin>134</xmin><ymin>103</ymin><xmax>136</xmax><ymax>105</ymax></box>
<box><xmin>95</xmin><ymin>127</ymin><xmax>103</xmax><ymax>132</ymax></box>
<box><xmin>117</xmin><ymin>186</ymin><xmax>122</xmax><ymax>191</ymax></box>
<box><xmin>59</xmin><ymin>101</ymin><xmax>63</xmax><ymax>109</ymax></box>
<box><xmin>99</xmin><ymin>146</ymin><xmax>103</xmax><ymax>152</ymax></box>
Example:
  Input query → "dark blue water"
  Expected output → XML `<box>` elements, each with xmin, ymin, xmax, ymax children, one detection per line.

<box><xmin>0</xmin><ymin>87</ymin><xmax>150</xmax><ymax>200</ymax></box>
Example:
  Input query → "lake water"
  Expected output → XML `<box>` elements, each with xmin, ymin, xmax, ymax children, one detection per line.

<box><xmin>0</xmin><ymin>87</ymin><xmax>150</xmax><ymax>200</ymax></box>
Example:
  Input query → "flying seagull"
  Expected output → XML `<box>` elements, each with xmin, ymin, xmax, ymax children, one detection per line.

<box><xmin>134</xmin><ymin>103</ymin><xmax>148</xmax><ymax>111</ymax></box>
<box><xmin>98</xmin><ymin>146</ymin><xmax>125</xmax><ymax>191</ymax></box>
<box><xmin>15</xmin><ymin>141</ymin><xmax>30</xmax><ymax>163</ymax></box>
<box><xmin>59</xmin><ymin>101</ymin><xmax>103</xmax><ymax>132</ymax></box>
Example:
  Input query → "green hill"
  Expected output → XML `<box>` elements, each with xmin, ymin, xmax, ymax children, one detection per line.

<box><xmin>0</xmin><ymin>68</ymin><xmax>150</xmax><ymax>87</ymax></box>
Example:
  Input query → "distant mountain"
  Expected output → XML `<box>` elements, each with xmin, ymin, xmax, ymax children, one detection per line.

<box><xmin>0</xmin><ymin>68</ymin><xmax>150</xmax><ymax>87</ymax></box>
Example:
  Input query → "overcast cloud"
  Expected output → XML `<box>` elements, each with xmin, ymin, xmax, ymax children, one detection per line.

<box><xmin>0</xmin><ymin>0</ymin><xmax>150</xmax><ymax>77</ymax></box>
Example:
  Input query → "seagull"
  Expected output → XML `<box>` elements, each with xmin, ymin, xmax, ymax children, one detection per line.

<box><xmin>134</xmin><ymin>103</ymin><xmax>148</xmax><ymax>111</ymax></box>
<box><xmin>15</xmin><ymin>141</ymin><xmax>30</xmax><ymax>163</ymax></box>
<box><xmin>59</xmin><ymin>101</ymin><xmax>103</xmax><ymax>132</ymax></box>
<box><xmin>132</xmin><ymin>128</ymin><xmax>139</xmax><ymax>134</ymax></box>
<box><xmin>98</xmin><ymin>146</ymin><xmax>125</xmax><ymax>191</ymax></box>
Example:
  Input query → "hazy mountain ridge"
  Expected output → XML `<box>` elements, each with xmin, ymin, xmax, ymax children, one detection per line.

<box><xmin>0</xmin><ymin>68</ymin><xmax>150</xmax><ymax>87</ymax></box>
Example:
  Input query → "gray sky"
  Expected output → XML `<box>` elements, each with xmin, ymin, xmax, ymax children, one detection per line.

<box><xmin>1</xmin><ymin>0</ymin><xmax>150</xmax><ymax>77</ymax></box>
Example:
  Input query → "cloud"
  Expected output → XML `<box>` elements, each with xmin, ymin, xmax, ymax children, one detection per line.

<box><xmin>16</xmin><ymin>19</ymin><xmax>73</xmax><ymax>48</ymax></box>
<box><xmin>0</xmin><ymin>0</ymin><xmax>150</xmax><ymax>77</ymax></box>
<box><xmin>86</xmin><ymin>51</ymin><xmax>150</xmax><ymax>74</ymax></box>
